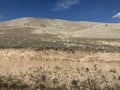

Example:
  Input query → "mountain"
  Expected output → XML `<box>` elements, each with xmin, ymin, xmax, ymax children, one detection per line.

<box><xmin>0</xmin><ymin>17</ymin><xmax>98</xmax><ymax>27</ymax></box>
<box><xmin>0</xmin><ymin>17</ymin><xmax>120</xmax><ymax>39</ymax></box>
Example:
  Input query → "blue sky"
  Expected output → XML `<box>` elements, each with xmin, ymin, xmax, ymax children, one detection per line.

<box><xmin>0</xmin><ymin>0</ymin><xmax>120</xmax><ymax>23</ymax></box>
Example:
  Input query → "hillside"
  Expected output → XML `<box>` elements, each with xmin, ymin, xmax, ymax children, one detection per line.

<box><xmin>0</xmin><ymin>17</ymin><xmax>120</xmax><ymax>52</ymax></box>
<box><xmin>0</xmin><ymin>17</ymin><xmax>98</xmax><ymax>28</ymax></box>
<box><xmin>0</xmin><ymin>17</ymin><xmax>120</xmax><ymax>39</ymax></box>
<box><xmin>0</xmin><ymin>18</ymin><xmax>120</xmax><ymax>90</ymax></box>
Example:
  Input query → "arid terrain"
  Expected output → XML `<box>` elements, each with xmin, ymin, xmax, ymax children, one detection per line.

<box><xmin>0</xmin><ymin>17</ymin><xmax>120</xmax><ymax>90</ymax></box>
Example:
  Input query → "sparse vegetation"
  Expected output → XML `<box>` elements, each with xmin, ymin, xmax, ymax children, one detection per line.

<box><xmin>0</xmin><ymin>49</ymin><xmax>119</xmax><ymax>90</ymax></box>
<box><xmin>0</xmin><ymin>18</ymin><xmax>120</xmax><ymax>90</ymax></box>
<box><xmin>0</xmin><ymin>65</ymin><xmax>119</xmax><ymax>90</ymax></box>
<box><xmin>0</xmin><ymin>27</ymin><xmax>120</xmax><ymax>52</ymax></box>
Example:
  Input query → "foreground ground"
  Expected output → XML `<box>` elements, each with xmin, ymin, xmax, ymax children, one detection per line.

<box><xmin>0</xmin><ymin>49</ymin><xmax>120</xmax><ymax>90</ymax></box>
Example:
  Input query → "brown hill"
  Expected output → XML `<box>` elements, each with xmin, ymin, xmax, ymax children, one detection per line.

<box><xmin>0</xmin><ymin>17</ymin><xmax>120</xmax><ymax>39</ymax></box>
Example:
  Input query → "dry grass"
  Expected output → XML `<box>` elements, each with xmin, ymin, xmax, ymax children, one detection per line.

<box><xmin>0</xmin><ymin>49</ymin><xmax>120</xmax><ymax>90</ymax></box>
<box><xmin>1</xmin><ymin>17</ymin><xmax>120</xmax><ymax>39</ymax></box>
<box><xmin>0</xmin><ymin>18</ymin><xmax>120</xmax><ymax>89</ymax></box>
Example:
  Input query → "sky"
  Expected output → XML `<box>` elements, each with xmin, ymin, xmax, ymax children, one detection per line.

<box><xmin>0</xmin><ymin>0</ymin><xmax>120</xmax><ymax>23</ymax></box>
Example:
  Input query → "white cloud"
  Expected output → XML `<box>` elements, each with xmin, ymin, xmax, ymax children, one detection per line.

<box><xmin>52</xmin><ymin>0</ymin><xmax>80</xmax><ymax>11</ymax></box>
<box><xmin>112</xmin><ymin>12</ymin><xmax>120</xmax><ymax>19</ymax></box>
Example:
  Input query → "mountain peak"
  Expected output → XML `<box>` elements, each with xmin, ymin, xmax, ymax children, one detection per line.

<box><xmin>0</xmin><ymin>17</ymin><xmax>76</xmax><ymax>27</ymax></box>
